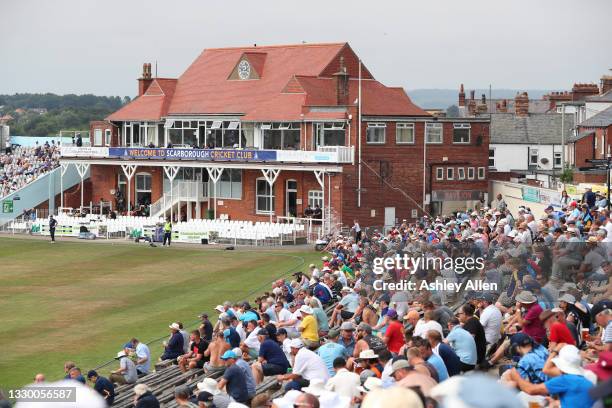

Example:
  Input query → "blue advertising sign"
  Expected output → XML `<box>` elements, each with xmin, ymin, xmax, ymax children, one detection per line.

<box><xmin>108</xmin><ymin>148</ymin><xmax>277</xmax><ymax>162</ymax></box>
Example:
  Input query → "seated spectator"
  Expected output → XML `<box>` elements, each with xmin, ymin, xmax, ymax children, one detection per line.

<box><xmin>161</xmin><ymin>322</ymin><xmax>184</xmax><ymax>361</ymax></box>
<box><xmin>173</xmin><ymin>385</ymin><xmax>198</xmax><ymax>407</ymax></box>
<box><xmin>68</xmin><ymin>367</ymin><xmax>86</xmax><ymax>384</ymax></box>
<box><xmin>217</xmin><ymin>350</ymin><xmax>250</xmax><ymax>405</ymax></box>
<box><xmin>63</xmin><ymin>361</ymin><xmax>85</xmax><ymax>383</ymax></box>
<box><xmin>413</xmin><ymin>337</ymin><xmax>449</xmax><ymax>381</ymax></box>
<box><xmin>445</xmin><ymin>318</ymin><xmax>477</xmax><ymax>372</ymax></box>
<box><xmin>383</xmin><ymin>309</ymin><xmax>406</xmax><ymax>355</ymax></box>
<box><xmin>178</xmin><ymin>330</ymin><xmax>209</xmax><ymax>373</ymax></box>
<box><xmin>325</xmin><ymin>357</ymin><xmax>361</xmax><ymax>400</ymax></box>
<box><xmin>389</xmin><ymin>359</ymin><xmax>438</xmax><ymax>397</ymax></box>
<box><xmin>231</xmin><ymin>347</ymin><xmax>256</xmax><ymax>401</ymax></box>
<box><xmin>277</xmin><ymin>339</ymin><xmax>329</xmax><ymax>391</ymax></box>
<box><xmin>539</xmin><ymin>310</ymin><xmax>576</xmax><ymax>348</ymax></box>
<box><xmin>252</xmin><ymin>327</ymin><xmax>290</xmax><ymax>384</ymax></box>
<box><xmin>86</xmin><ymin>370</ymin><xmax>115</xmax><ymax>407</ymax></box>
<box><xmin>413</xmin><ymin>310</ymin><xmax>444</xmax><ymax>339</ymax></box>
<box><xmin>109</xmin><ymin>351</ymin><xmax>137</xmax><ymax>385</ymax></box>
<box><xmin>457</xmin><ymin>303</ymin><xmax>487</xmax><ymax>365</ymax></box>
<box><xmin>298</xmin><ymin>305</ymin><xmax>320</xmax><ymax>348</ymax></box>
<box><xmin>204</xmin><ymin>331</ymin><xmax>230</xmax><ymax>374</ymax></box>
<box><xmin>130</xmin><ymin>338</ymin><xmax>151</xmax><ymax>375</ymax></box>
<box><xmin>503</xmin><ymin>333</ymin><xmax>549</xmax><ymax>385</ymax></box>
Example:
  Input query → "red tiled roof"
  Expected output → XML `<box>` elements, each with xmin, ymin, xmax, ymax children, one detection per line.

<box><xmin>107</xmin><ymin>78</ymin><xmax>177</xmax><ymax>121</ymax></box>
<box><xmin>107</xmin><ymin>42</ymin><xmax>428</xmax><ymax>122</ymax></box>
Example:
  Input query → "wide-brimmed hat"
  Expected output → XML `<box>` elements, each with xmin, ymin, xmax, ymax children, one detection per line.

<box><xmin>430</xmin><ymin>373</ymin><xmax>522</xmax><ymax>408</ymax></box>
<box><xmin>299</xmin><ymin>305</ymin><xmax>313</xmax><ymax>314</ymax></box>
<box><xmin>552</xmin><ymin>345</ymin><xmax>585</xmax><ymax>376</ymax></box>
<box><xmin>390</xmin><ymin>360</ymin><xmax>411</xmax><ymax>374</ymax></box>
<box><xmin>169</xmin><ymin>322</ymin><xmax>180</xmax><ymax>330</ymax></box>
<box><xmin>197</xmin><ymin>377</ymin><xmax>220</xmax><ymax>395</ymax></box>
<box><xmin>358</xmin><ymin>376</ymin><xmax>383</xmax><ymax>393</ymax></box>
<box><xmin>558</xmin><ymin>294</ymin><xmax>576</xmax><ymax>304</ymax></box>
<box><xmin>289</xmin><ymin>338</ymin><xmax>304</xmax><ymax>349</ymax></box>
<box><xmin>357</xmin><ymin>349</ymin><xmax>379</xmax><ymax>360</ymax></box>
<box><xmin>515</xmin><ymin>291</ymin><xmax>537</xmax><ymax>304</ymax></box>
<box><xmin>302</xmin><ymin>378</ymin><xmax>326</xmax><ymax>396</ymax></box>
<box><xmin>115</xmin><ymin>351</ymin><xmax>127</xmax><ymax>359</ymax></box>
<box><xmin>340</xmin><ymin>321</ymin><xmax>355</xmax><ymax>331</ymax></box>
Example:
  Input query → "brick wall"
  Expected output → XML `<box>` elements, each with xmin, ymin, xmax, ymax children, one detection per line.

<box><xmin>89</xmin><ymin>121</ymin><xmax>118</xmax><ymax>147</ymax></box>
<box><xmin>573</xmin><ymin>134</ymin><xmax>595</xmax><ymax>168</ymax></box>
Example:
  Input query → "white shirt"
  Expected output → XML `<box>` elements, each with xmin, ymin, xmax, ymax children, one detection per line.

<box><xmin>235</xmin><ymin>324</ymin><xmax>247</xmax><ymax>342</ymax></box>
<box><xmin>244</xmin><ymin>329</ymin><xmax>260</xmax><ymax>352</ymax></box>
<box><xmin>325</xmin><ymin>368</ymin><xmax>360</xmax><ymax>399</ymax></box>
<box><xmin>119</xmin><ymin>356</ymin><xmax>138</xmax><ymax>383</ymax></box>
<box><xmin>479</xmin><ymin>304</ymin><xmax>503</xmax><ymax>345</ymax></box>
<box><xmin>277</xmin><ymin>308</ymin><xmax>293</xmax><ymax>323</ymax></box>
<box><xmin>135</xmin><ymin>342</ymin><xmax>151</xmax><ymax>374</ymax></box>
<box><xmin>293</xmin><ymin>348</ymin><xmax>330</xmax><ymax>382</ymax></box>
<box><xmin>413</xmin><ymin>319</ymin><xmax>444</xmax><ymax>339</ymax></box>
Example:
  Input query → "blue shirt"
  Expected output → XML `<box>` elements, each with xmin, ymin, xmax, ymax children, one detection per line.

<box><xmin>517</xmin><ymin>345</ymin><xmax>549</xmax><ymax>384</ymax></box>
<box><xmin>427</xmin><ymin>353</ymin><xmax>449</xmax><ymax>382</ymax></box>
<box><xmin>545</xmin><ymin>374</ymin><xmax>594</xmax><ymax>408</ymax></box>
<box><xmin>314</xmin><ymin>283</ymin><xmax>332</xmax><ymax>304</ymax></box>
<box><xmin>224</xmin><ymin>327</ymin><xmax>241</xmax><ymax>348</ymax></box>
<box><xmin>337</xmin><ymin>336</ymin><xmax>356</xmax><ymax>357</ymax></box>
<box><xmin>259</xmin><ymin>339</ymin><xmax>290</xmax><ymax>370</ymax></box>
<box><xmin>235</xmin><ymin>358</ymin><xmax>256</xmax><ymax>398</ymax></box>
<box><xmin>223</xmin><ymin>364</ymin><xmax>249</xmax><ymax>403</ymax></box>
<box><xmin>435</xmin><ymin>343</ymin><xmax>461</xmax><ymax>376</ymax></box>
<box><xmin>446</xmin><ymin>326</ymin><xmax>477</xmax><ymax>365</ymax></box>
<box><xmin>317</xmin><ymin>342</ymin><xmax>347</xmax><ymax>377</ymax></box>
<box><xmin>339</xmin><ymin>293</ymin><xmax>359</xmax><ymax>313</ymax></box>
<box><xmin>312</xmin><ymin>307</ymin><xmax>329</xmax><ymax>332</ymax></box>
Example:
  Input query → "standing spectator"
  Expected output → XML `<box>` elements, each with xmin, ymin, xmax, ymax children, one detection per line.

<box><xmin>198</xmin><ymin>313</ymin><xmax>214</xmax><ymax>342</ymax></box>
<box><xmin>163</xmin><ymin>217</ymin><xmax>172</xmax><ymax>247</ymax></box>
<box><xmin>109</xmin><ymin>351</ymin><xmax>137</xmax><ymax>385</ymax></box>
<box><xmin>217</xmin><ymin>350</ymin><xmax>250</xmax><ymax>405</ymax></box>
<box><xmin>161</xmin><ymin>322</ymin><xmax>184</xmax><ymax>361</ymax></box>
<box><xmin>131</xmin><ymin>338</ymin><xmax>151</xmax><ymax>375</ymax></box>
<box><xmin>383</xmin><ymin>309</ymin><xmax>405</xmax><ymax>355</ymax></box>
<box><xmin>49</xmin><ymin>215</ymin><xmax>57</xmax><ymax>243</ymax></box>
<box><xmin>86</xmin><ymin>370</ymin><xmax>115</xmax><ymax>407</ymax></box>
<box><xmin>352</xmin><ymin>219</ymin><xmax>362</xmax><ymax>242</ymax></box>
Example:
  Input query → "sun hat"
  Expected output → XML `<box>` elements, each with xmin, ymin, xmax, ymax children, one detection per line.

<box><xmin>271</xmin><ymin>390</ymin><xmax>303</xmax><ymax>408</ymax></box>
<box><xmin>340</xmin><ymin>321</ymin><xmax>356</xmax><ymax>331</ymax></box>
<box><xmin>133</xmin><ymin>383</ymin><xmax>150</xmax><ymax>396</ymax></box>
<box><xmin>362</xmin><ymin>387</ymin><xmax>423</xmax><ymax>408</ymax></box>
<box><xmin>327</xmin><ymin>328</ymin><xmax>340</xmax><ymax>338</ymax></box>
<box><xmin>341</xmin><ymin>286</ymin><xmax>352</xmax><ymax>293</ymax></box>
<box><xmin>552</xmin><ymin>345</ymin><xmax>585</xmax><ymax>376</ymax></box>
<box><xmin>302</xmin><ymin>378</ymin><xmax>326</xmax><ymax>396</ymax></box>
<box><xmin>115</xmin><ymin>351</ymin><xmax>127</xmax><ymax>359</ymax></box>
<box><xmin>515</xmin><ymin>291</ymin><xmax>537</xmax><ymax>304</ymax></box>
<box><xmin>357</xmin><ymin>376</ymin><xmax>383</xmax><ymax>393</ymax></box>
<box><xmin>357</xmin><ymin>349</ymin><xmax>379</xmax><ymax>360</ymax></box>
<box><xmin>289</xmin><ymin>338</ymin><xmax>304</xmax><ymax>349</ymax></box>
<box><xmin>197</xmin><ymin>377</ymin><xmax>220</xmax><ymax>395</ymax></box>
<box><xmin>220</xmin><ymin>350</ymin><xmax>238</xmax><ymax>360</ymax></box>
<box><xmin>299</xmin><ymin>305</ymin><xmax>313</xmax><ymax>314</ymax></box>
<box><xmin>558</xmin><ymin>293</ymin><xmax>576</xmax><ymax>304</ymax></box>
<box><xmin>430</xmin><ymin>373</ymin><xmax>522</xmax><ymax>408</ymax></box>
<box><xmin>169</xmin><ymin>322</ymin><xmax>180</xmax><ymax>330</ymax></box>
<box><xmin>390</xmin><ymin>359</ymin><xmax>412</xmax><ymax>374</ymax></box>
<box><xmin>215</xmin><ymin>305</ymin><xmax>225</xmax><ymax>313</ymax></box>
<box><xmin>357</xmin><ymin>322</ymin><xmax>372</xmax><ymax>334</ymax></box>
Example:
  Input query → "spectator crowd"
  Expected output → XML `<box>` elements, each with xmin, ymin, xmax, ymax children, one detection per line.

<box><xmin>8</xmin><ymin>191</ymin><xmax>612</xmax><ymax>408</ymax></box>
<box><xmin>0</xmin><ymin>141</ymin><xmax>60</xmax><ymax>198</ymax></box>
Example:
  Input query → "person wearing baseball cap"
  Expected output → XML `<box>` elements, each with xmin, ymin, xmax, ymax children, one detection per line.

<box><xmin>251</xmin><ymin>327</ymin><xmax>290</xmax><ymax>384</ymax></box>
<box><xmin>590</xmin><ymin>300</ymin><xmax>612</xmax><ymax>353</ymax></box>
<box><xmin>384</xmin><ymin>309</ymin><xmax>405</xmax><ymax>354</ymax></box>
<box><xmin>276</xmin><ymin>338</ymin><xmax>329</xmax><ymax>391</ymax></box>
<box><xmin>508</xmin><ymin>344</ymin><xmax>595</xmax><ymax>408</ymax></box>
<box><xmin>298</xmin><ymin>305</ymin><xmax>319</xmax><ymax>348</ymax></box>
<box><xmin>217</xmin><ymin>350</ymin><xmax>250</xmax><ymax>404</ymax></box>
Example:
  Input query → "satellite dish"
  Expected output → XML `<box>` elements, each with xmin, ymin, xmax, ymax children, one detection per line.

<box><xmin>540</xmin><ymin>157</ymin><xmax>549</xmax><ymax>164</ymax></box>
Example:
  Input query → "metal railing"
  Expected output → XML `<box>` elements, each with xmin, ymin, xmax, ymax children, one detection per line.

<box><xmin>317</xmin><ymin>145</ymin><xmax>355</xmax><ymax>163</ymax></box>
<box><xmin>149</xmin><ymin>181</ymin><xmax>206</xmax><ymax>218</ymax></box>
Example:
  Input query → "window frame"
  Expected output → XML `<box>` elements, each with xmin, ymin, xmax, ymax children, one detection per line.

<box><xmin>488</xmin><ymin>148</ymin><xmax>495</xmax><ymax>168</ymax></box>
<box><xmin>395</xmin><ymin>122</ymin><xmax>415</xmax><ymax>144</ymax></box>
<box><xmin>554</xmin><ymin>152</ymin><xmax>562</xmax><ymax>168</ymax></box>
<box><xmin>529</xmin><ymin>148</ymin><xmax>539</xmax><ymax>165</ymax></box>
<box><xmin>457</xmin><ymin>167</ymin><xmax>466</xmax><ymax>180</ymax></box>
<box><xmin>452</xmin><ymin>123</ymin><xmax>471</xmax><ymax>144</ymax></box>
<box><xmin>425</xmin><ymin>122</ymin><xmax>443</xmax><ymax>144</ymax></box>
<box><xmin>104</xmin><ymin>129</ymin><xmax>111</xmax><ymax>146</ymax></box>
<box><xmin>255</xmin><ymin>177</ymin><xmax>275</xmax><ymax>215</ymax></box>
<box><xmin>467</xmin><ymin>167</ymin><xmax>475</xmax><ymax>180</ymax></box>
<box><xmin>308</xmin><ymin>190</ymin><xmax>323</xmax><ymax>208</ymax></box>
<box><xmin>436</xmin><ymin>167</ymin><xmax>444</xmax><ymax>180</ymax></box>
<box><xmin>94</xmin><ymin>129</ymin><xmax>103</xmax><ymax>146</ymax></box>
<box><xmin>477</xmin><ymin>167</ymin><xmax>485</xmax><ymax>180</ymax></box>
<box><xmin>214</xmin><ymin>169</ymin><xmax>242</xmax><ymax>200</ymax></box>
<box><xmin>446</xmin><ymin>167</ymin><xmax>454</xmax><ymax>180</ymax></box>
<box><xmin>366</xmin><ymin>123</ymin><xmax>386</xmax><ymax>145</ymax></box>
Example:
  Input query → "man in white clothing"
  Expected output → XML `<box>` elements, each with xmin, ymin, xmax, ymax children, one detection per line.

<box><xmin>276</xmin><ymin>338</ymin><xmax>329</xmax><ymax>391</ymax></box>
<box><xmin>325</xmin><ymin>356</ymin><xmax>360</xmax><ymax>400</ymax></box>
<box><xmin>477</xmin><ymin>293</ymin><xmax>502</xmax><ymax>352</ymax></box>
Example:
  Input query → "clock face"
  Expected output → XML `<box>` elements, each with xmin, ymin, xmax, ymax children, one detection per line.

<box><xmin>238</xmin><ymin>60</ymin><xmax>251</xmax><ymax>80</ymax></box>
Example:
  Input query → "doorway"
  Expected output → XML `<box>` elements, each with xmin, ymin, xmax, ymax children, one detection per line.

<box><xmin>286</xmin><ymin>180</ymin><xmax>297</xmax><ymax>217</ymax></box>
<box><xmin>384</xmin><ymin>207</ymin><xmax>396</xmax><ymax>230</ymax></box>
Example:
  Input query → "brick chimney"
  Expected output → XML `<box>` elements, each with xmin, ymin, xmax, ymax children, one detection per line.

<box><xmin>476</xmin><ymin>94</ymin><xmax>488</xmax><ymax>114</ymax></box>
<box><xmin>545</xmin><ymin>91</ymin><xmax>572</xmax><ymax>111</ymax></box>
<box><xmin>458</xmin><ymin>84</ymin><xmax>466</xmax><ymax>107</ymax></box>
<box><xmin>497</xmin><ymin>99</ymin><xmax>508</xmax><ymax>113</ymax></box>
<box><xmin>515</xmin><ymin>92</ymin><xmax>529</xmax><ymax>117</ymax></box>
<box><xmin>333</xmin><ymin>57</ymin><xmax>350</xmax><ymax>105</ymax></box>
<box><xmin>571</xmin><ymin>83</ymin><xmax>599</xmax><ymax>101</ymax></box>
<box><xmin>601</xmin><ymin>74</ymin><xmax>612</xmax><ymax>95</ymax></box>
<box><xmin>138</xmin><ymin>63</ymin><xmax>153</xmax><ymax>96</ymax></box>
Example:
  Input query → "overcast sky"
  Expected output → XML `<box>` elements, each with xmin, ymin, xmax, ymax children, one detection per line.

<box><xmin>1</xmin><ymin>0</ymin><xmax>610</xmax><ymax>97</ymax></box>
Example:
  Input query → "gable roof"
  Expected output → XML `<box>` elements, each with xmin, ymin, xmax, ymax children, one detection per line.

<box><xmin>490</xmin><ymin>113</ymin><xmax>574</xmax><ymax>144</ymax></box>
<box><xmin>106</xmin><ymin>78</ymin><xmax>177</xmax><ymax>121</ymax></box>
<box><xmin>585</xmin><ymin>89</ymin><xmax>612</xmax><ymax>102</ymax></box>
<box><xmin>578</xmin><ymin>105</ymin><xmax>612</xmax><ymax>128</ymax></box>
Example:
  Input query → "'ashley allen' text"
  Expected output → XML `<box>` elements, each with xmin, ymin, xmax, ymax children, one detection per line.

<box><xmin>372</xmin><ymin>255</ymin><xmax>485</xmax><ymax>275</ymax></box>
<box><xmin>373</xmin><ymin>279</ymin><xmax>497</xmax><ymax>292</ymax></box>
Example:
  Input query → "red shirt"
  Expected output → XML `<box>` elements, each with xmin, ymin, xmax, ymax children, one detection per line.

<box><xmin>549</xmin><ymin>321</ymin><xmax>576</xmax><ymax>346</ymax></box>
<box><xmin>385</xmin><ymin>320</ymin><xmax>405</xmax><ymax>354</ymax></box>
<box><xmin>522</xmin><ymin>304</ymin><xmax>546</xmax><ymax>343</ymax></box>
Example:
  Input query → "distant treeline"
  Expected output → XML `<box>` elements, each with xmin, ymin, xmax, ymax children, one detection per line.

<box><xmin>0</xmin><ymin>93</ymin><xmax>130</xmax><ymax>136</ymax></box>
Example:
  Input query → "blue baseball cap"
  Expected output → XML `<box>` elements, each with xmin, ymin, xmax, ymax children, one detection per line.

<box><xmin>221</xmin><ymin>350</ymin><xmax>238</xmax><ymax>360</ymax></box>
